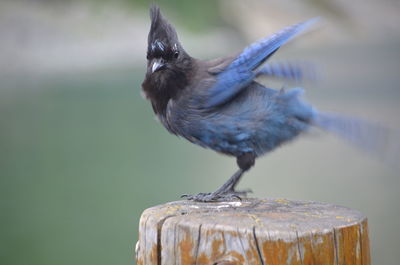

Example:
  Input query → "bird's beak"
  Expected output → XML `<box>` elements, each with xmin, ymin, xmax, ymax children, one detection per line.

<box><xmin>151</xmin><ymin>59</ymin><xmax>165</xmax><ymax>73</ymax></box>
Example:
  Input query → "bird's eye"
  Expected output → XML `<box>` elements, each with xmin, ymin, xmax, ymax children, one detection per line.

<box><xmin>173</xmin><ymin>51</ymin><xmax>179</xmax><ymax>59</ymax></box>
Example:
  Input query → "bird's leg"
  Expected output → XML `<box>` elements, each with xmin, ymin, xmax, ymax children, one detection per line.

<box><xmin>181</xmin><ymin>169</ymin><xmax>249</xmax><ymax>202</ymax></box>
<box><xmin>212</xmin><ymin>168</ymin><xmax>245</xmax><ymax>195</ymax></box>
<box><xmin>182</xmin><ymin>152</ymin><xmax>255</xmax><ymax>202</ymax></box>
<box><xmin>211</xmin><ymin>152</ymin><xmax>255</xmax><ymax>197</ymax></box>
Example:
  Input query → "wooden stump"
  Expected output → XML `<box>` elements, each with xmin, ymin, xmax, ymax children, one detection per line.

<box><xmin>136</xmin><ymin>198</ymin><xmax>370</xmax><ymax>265</ymax></box>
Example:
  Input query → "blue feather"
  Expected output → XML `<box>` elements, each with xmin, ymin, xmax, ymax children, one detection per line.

<box><xmin>204</xmin><ymin>18</ymin><xmax>318</xmax><ymax>109</ymax></box>
<box><xmin>256</xmin><ymin>61</ymin><xmax>317</xmax><ymax>81</ymax></box>
<box><xmin>228</xmin><ymin>18</ymin><xmax>318</xmax><ymax>71</ymax></box>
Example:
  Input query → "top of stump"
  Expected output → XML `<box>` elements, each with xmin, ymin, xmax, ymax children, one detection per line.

<box><xmin>141</xmin><ymin>198</ymin><xmax>366</xmax><ymax>238</ymax></box>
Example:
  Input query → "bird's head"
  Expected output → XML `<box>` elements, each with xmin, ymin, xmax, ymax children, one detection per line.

<box><xmin>142</xmin><ymin>5</ymin><xmax>192</xmax><ymax>115</ymax></box>
<box><xmin>146</xmin><ymin>5</ymin><xmax>189</xmax><ymax>75</ymax></box>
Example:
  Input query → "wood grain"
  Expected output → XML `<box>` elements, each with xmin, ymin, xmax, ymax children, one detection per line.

<box><xmin>136</xmin><ymin>198</ymin><xmax>370</xmax><ymax>265</ymax></box>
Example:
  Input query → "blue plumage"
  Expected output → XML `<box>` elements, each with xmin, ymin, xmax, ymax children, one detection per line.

<box><xmin>229</xmin><ymin>18</ymin><xmax>318</xmax><ymax>71</ymax></box>
<box><xmin>168</xmin><ymin>83</ymin><xmax>315</xmax><ymax>157</ymax></box>
<box><xmin>256</xmin><ymin>61</ymin><xmax>317</xmax><ymax>81</ymax></box>
<box><xmin>204</xmin><ymin>18</ymin><xmax>318</xmax><ymax>108</ymax></box>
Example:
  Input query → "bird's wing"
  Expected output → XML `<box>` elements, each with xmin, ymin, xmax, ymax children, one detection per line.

<box><xmin>206</xmin><ymin>56</ymin><xmax>236</xmax><ymax>74</ymax></box>
<box><xmin>203</xmin><ymin>18</ymin><xmax>318</xmax><ymax>109</ymax></box>
<box><xmin>255</xmin><ymin>61</ymin><xmax>317</xmax><ymax>82</ymax></box>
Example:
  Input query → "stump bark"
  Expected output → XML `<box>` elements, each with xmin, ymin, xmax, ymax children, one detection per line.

<box><xmin>136</xmin><ymin>198</ymin><xmax>370</xmax><ymax>265</ymax></box>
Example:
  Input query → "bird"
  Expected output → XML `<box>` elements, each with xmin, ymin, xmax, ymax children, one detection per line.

<box><xmin>141</xmin><ymin>5</ymin><xmax>394</xmax><ymax>202</ymax></box>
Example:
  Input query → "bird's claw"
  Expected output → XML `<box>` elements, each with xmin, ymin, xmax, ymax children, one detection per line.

<box><xmin>181</xmin><ymin>189</ymin><xmax>252</xmax><ymax>202</ymax></box>
<box><xmin>181</xmin><ymin>193</ymin><xmax>218</xmax><ymax>202</ymax></box>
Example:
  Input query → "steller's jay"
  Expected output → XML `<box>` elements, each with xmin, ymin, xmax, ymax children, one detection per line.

<box><xmin>142</xmin><ymin>5</ymin><xmax>395</xmax><ymax>202</ymax></box>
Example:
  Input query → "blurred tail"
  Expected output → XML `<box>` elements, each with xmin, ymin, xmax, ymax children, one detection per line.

<box><xmin>313</xmin><ymin>112</ymin><xmax>399</xmax><ymax>165</ymax></box>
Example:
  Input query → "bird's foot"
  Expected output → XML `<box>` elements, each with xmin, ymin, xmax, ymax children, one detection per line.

<box><xmin>181</xmin><ymin>189</ymin><xmax>252</xmax><ymax>202</ymax></box>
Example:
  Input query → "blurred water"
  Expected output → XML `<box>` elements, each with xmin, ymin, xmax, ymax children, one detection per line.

<box><xmin>1</xmin><ymin>2</ymin><xmax>400</xmax><ymax>265</ymax></box>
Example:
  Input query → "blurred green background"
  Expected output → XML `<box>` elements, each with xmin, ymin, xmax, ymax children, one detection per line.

<box><xmin>1</xmin><ymin>0</ymin><xmax>399</xmax><ymax>264</ymax></box>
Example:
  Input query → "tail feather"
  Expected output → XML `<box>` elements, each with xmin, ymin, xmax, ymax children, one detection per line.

<box><xmin>313</xmin><ymin>112</ymin><xmax>399</xmax><ymax>165</ymax></box>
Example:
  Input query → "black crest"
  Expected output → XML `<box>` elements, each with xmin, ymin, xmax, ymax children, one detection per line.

<box><xmin>148</xmin><ymin>5</ymin><xmax>179</xmax><ymax>53</ymax></box>
<box><xmin>142</xmin><ymin>5</ymin><xmax>192</xmax><ymax>116</ymax></box>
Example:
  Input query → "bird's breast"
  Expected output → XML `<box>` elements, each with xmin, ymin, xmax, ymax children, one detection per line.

<box><xmin>163</xmin><ymin>100</ymin><xmax>256</xmax><ymax>156</ymax></box>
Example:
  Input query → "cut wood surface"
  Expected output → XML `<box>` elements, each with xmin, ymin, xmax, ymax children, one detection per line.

<box><xmin>136</xmin><ymin>198</ymin><xmax>370</xmax><ymax>265</ymax></box>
